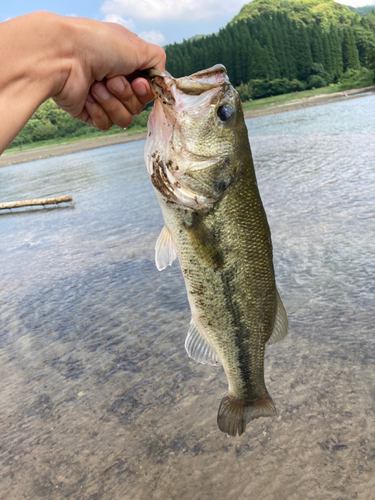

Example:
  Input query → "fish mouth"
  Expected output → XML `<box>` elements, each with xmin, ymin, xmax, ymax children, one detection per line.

<box><xmin>144</xmin><ymin>65</ymin><xmax>232</xmax><ymax>208</ymax></box>
<box><xmin>141</xmin><ymin>64</ymin><xmax>229</xmax><ymax>105</ymax></box>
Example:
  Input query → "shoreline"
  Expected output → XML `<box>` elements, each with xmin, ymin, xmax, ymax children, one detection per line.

<box><xmin>1</xmin><ymin>85</ymin><xmax>374</xmax><ymax>168</ymax></box>
<box><xmin>243</xmin><ymin>84</ymin><xmax>375</xmax><ymax>118</ymax></box>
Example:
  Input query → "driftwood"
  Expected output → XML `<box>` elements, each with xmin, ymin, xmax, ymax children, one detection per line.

<box><xmin>0</xmin><ymin>196</ymin><xmax>74</xmax><ymax>210</ymax></box>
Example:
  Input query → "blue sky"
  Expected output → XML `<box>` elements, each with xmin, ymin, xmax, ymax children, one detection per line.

<box><xmin>2</xmin><ymin>0</ymin><xmax>375</xmax><ymax>46</ymax></box>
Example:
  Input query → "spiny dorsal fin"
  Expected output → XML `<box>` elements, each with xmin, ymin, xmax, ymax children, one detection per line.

<box><xmin>155</xmin><ymin>225</ymin><xmax>178</xmax><ymax>271</ymax></box>
<box><xmin>266</xmin><ymin>290</ymin><xmax>288</xmax><ymax>347</ymax></box>
<box><xmin>185</xmin><ymin>318</ymin><xmax>221</xmax><ymax>366</ymax></box>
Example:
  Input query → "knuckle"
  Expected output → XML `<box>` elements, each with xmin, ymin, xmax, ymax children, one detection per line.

<box><xmin>158</xmin><ymin>48</ymin><xmax>167</xmax><ymax>65</ymax></box>
<box><xmin>135</xmin><ymin>104</ymin><xmax>145</xmax><ymax>116</ymax></box>
<box><xmin>106</xmin><ymin>100</ymin><xmax>123</xmax><ymax>116</ymax></box>
<box><xmin>93</xmin><ymin>106</ymin><xmax>107</xmax><ymax>121</ymax></box>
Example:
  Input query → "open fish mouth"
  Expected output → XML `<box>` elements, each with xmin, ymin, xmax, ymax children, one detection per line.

<box><xmin>144</xmin><ymin>65</ymin><xmax>235</xmax><ymax>208</ymax></box>
<box><xmin>142</xmin><ymin>64</ymin><xmax>229</xmax><ymax>102</ymax></box>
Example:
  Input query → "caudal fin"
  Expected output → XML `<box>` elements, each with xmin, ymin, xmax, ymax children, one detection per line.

<box><xmin>217</xmin><ymin>393</ymin><xmax>276</xmax><ymax>437</ymax></box>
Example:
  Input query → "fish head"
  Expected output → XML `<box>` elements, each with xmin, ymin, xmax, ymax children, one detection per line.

<box><xmin>144</xmin><ymin>65</ymin><xmax>248</xmax><ymax>208</ymax></box>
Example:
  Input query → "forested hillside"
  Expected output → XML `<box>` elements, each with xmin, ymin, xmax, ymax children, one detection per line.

<box><xmin>8</xmin><ymin>0</ymin><xmax>375</xmax><ymax>150</ymax></box>
<box><xmin>165</xmin><ymin>0</ymin><xmax>375</xmax><ymax>98</ymax></box>
<box><xmin>348</xmin><ymin>5</ymin><xmax>375</xmax><ymax>17</ymax></box>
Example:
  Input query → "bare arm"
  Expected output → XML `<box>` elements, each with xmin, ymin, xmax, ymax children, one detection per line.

<box><xmin>0</xmin><ymin>11</ymin><xmax>165</xmax><ymax>153</ymax></box>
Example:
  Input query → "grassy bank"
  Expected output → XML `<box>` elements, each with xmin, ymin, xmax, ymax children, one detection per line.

<box><xmin>4</xmin><ymin>69</ymin><xmax>374</xmax><ymax>156</ymax></box>
<box><xmin>3</xmin><ymin>125</ymin><xmax>148</xmax><ymax>156</ymax></box>
<box><xmin>242</xmin><ymin>69</ymin><xmax>374</xmax><ymax>111</ymax></box>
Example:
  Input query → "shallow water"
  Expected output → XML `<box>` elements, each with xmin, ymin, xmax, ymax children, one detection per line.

<box><xmin>1</xmin><ymin>96</ymin><xmax>374</xmax><ymax>500</ymax></box>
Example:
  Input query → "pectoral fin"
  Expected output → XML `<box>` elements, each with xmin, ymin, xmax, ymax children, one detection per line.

<box><xmin>184</xmin><ymin>213</ymin><xmax>223</xmax><ymax>268</ymax></box>
<box><xmin>266</xmin><ymin>290</ymin><xmax>288</xmax><ymax>346</ymax></box>
<box><xmin>185</xmin><ymin>318</ymin><xmax>221</xmax><ymax>366</ymax></box>
<box><xmin>155</xmin><ymin>225</ymin><xmax>178</xmax><ymax>271</ymax></box>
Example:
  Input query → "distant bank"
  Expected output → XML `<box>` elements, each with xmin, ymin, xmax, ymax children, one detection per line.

<box><xmin>1</xmin><ymin>85</ymin><xmax>374</xmax><ymax>169</ymax></box>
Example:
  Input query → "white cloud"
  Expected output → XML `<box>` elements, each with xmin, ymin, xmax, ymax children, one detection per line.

<box><xmin>66</xmin><ymin>13</ymin><xmax>78</xmax><ymax>17</ymax></box>
<box><xmin>101</xmin><ymin>0</ymin><xmax>249</xmax><ymax>22</ymax></box>
<box><xmin>337</xmin><ymin>0</ymin><xmax>375</xmax><ymax>6</ymax></box>
<box><xmin>138</xmin><ymin>29</ymin><xmax>166</xmax><ymax>45</ymax></box>
<box><xmin>103</xmin><ymin>13</ymin><xmax>136</xmax><ymax>30</ymax></box>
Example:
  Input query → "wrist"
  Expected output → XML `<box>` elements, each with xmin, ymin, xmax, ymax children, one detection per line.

<box><xmin>21</xmin><ymin>12</ymin><xmax>73</xmax><ymax>97</ymax></box>
<box><xmin>0</xmin><ymin>12</ymin><xmax>73</xmax><ymax>152</ymax></box>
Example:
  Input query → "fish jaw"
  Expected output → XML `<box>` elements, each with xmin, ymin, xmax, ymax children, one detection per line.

<box><xmin>144</xmin><ymin>65</ymin><xmax>287</xmax><ymax>438</ymax></box>
<box><xmin>144</xmin><ymin>65</ymin><xmax>241</xmax><ymax>209</ymax></box>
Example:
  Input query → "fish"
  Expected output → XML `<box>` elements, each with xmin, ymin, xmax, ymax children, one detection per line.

<box><xmin>143</xmin><ymin>64</ymin><xmax>288</xmax><ymax>437</ymax></box>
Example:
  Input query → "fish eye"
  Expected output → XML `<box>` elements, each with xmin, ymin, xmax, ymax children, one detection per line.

<box><xmin>217</xmin><ymin>105</ymin><xmax>234</xmax><ymax>122</ymax></box>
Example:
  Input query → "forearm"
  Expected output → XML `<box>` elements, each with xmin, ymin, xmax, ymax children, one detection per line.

<box><xmin>0</xmin><ymin>12</ymin><xmax>72</xmax><ymax>153</ymax></box>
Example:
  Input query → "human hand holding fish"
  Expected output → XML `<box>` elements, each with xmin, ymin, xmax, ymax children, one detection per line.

<box><xmin>0</xmin><ymin>11</ymin><xmax>165</xmax><ymax>153</ymax></box>
<box><xmin>144</xmin><ymin>65</ymin><xmax>288</xmax><ymax>437</ymax></box>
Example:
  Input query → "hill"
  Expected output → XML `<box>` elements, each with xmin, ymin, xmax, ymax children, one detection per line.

<box><xmin>8</xmin><ymin>0</ymin><xmax>375</xmax><ymax>151</ymax></box>
<box><xmin>165</xmin><ymin>0</ymin><xmax>375</xmax><ymax>98</ymax></box>
<box><xmin>348</xmin><ymin>5</ymin><xmax>375</xmax><ymax>17</ymax></box>
<box><xmin>231</xmin><ymin>0</ymin><xmax>358</xmax><ymax>28</ymax></box>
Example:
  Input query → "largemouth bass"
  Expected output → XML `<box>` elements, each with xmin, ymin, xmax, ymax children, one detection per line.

<box><xmin>144</xmin><ymin>65</ymin><xmax>288</xmax><ymax>437</ymax></box>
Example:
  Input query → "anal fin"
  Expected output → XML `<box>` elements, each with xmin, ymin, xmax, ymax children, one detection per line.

<box><xmin>155</xmin><ymin>225</ymin><xmax>178</xmax><ymax>271</ymax></box>
<box><xmin>185</xmin><ymin>318</ymin><xmax>221</xmax><ymax>367</ymax></box>
<box><xmin>266</xmin><ymin>290</ymin><xmax>288</xmax><ymax>347</ymax></box>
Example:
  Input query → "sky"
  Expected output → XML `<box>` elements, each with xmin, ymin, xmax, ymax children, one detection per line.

<box><xmin>1</xmin><ymin>0</ymin><xmax>375</xmax><ymax>46</ymax></box>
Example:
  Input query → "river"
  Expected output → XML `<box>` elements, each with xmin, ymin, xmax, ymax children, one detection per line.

<box><xmin>0</xmin><ymin>95</ymin><xmax>374</xmax><ymax>500</ymax></box>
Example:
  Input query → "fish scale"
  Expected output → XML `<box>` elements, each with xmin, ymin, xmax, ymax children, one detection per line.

<box><xmin>144</xmin><ymin>64</ymin><xmax>288</xmax><ymax>436</ymax></box>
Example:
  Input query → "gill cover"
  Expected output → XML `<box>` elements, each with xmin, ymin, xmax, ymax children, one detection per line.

<box><xmin>144</xmin><ymin>65</ymin><xmax>241</xmax><ymax>209</ymax></box>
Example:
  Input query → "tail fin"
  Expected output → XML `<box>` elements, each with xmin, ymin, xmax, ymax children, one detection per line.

<box><xmin>217</xmin><ymin>393</ymin><xmax>276</xmax><ymax>437</ymax></box>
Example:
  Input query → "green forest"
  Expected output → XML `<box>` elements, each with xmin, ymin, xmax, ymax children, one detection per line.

<box><xmin>8</xmin><ymin>0</ymin><xmax>375</xmax><ymax>150</ymax></box>
<box><xmin>166</xmin><ymin>0</ymin><xmax>375</xmax><ymax>99</ymax></box>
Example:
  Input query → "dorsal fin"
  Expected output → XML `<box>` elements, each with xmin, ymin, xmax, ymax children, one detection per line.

<box><xmin>266</xmin><ymin>290</ymin><xmax>288</xmax><ymax>346</ymax></box>
<box><xmin>155</xmin><ymin>225</ymin><xmax>178</xmax><ymax>271</ymax></box>
<box><xmin>185</xmin><ymin>318</ymin><xmax>221</xmax><ymax>366</ymax></box>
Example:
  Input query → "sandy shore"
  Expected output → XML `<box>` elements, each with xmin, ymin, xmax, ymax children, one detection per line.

<box><xmin>1</xmin><ymin>85</ymin><xmax>374</xmax><ymax>169</ymax></box>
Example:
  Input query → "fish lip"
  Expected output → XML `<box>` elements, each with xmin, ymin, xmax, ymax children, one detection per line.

<box><xmin>144</xmin><ymin>64</ymin><xmax>233</xmax><ymax>207</ymax></box>
<box><xmin>142</xmin><ymin>64</ymin><xmax>229</xmax><ymax>104</ymax></box>
<box><xmin>150</xmin><ymin>76</ymin><xmax>176</xmax><ymax>106</ymax></box>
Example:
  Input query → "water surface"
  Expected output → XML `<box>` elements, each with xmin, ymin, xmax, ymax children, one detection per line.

<box><xmin>1</xmin><ymin>96</ymin><xmax>374</xmax><ymax>499</ymax></box>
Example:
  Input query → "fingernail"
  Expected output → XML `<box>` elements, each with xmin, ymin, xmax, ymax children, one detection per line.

<box><xmin>108</xmin><ymin>77</ymin><xmax>125</xmax><ymax>94</ymax></box>
<box><xmin>132</xmin><ymin>80</ymin><xmax>147</xmax><ymax>97</ymax></box>
<box><xmin>92</xmin><ymin>83</ymin><xmax>110</xmax><ymax>101</ymax></box>
<box><xmin>86</xmin><ymin>93</ymin><xmax>95</xmax><ymax>104</ymax></box>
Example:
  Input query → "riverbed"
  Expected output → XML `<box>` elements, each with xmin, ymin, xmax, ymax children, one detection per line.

<box><xmin>0</xmin><ymin>95</ymin><xmax>374</xmax><ymax>499</ymax></box>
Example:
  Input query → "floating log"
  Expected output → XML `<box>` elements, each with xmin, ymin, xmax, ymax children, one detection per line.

<box><xmin>0</xmin><ymin>196</ymin><xmax>74</xmax><ymax>210</ymax></box>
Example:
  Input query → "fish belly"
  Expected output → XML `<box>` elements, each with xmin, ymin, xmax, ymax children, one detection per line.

<box><xmin>156</xmin><ymin>169</ymin><xmax>279</xmax><ymax>436</ymax></box>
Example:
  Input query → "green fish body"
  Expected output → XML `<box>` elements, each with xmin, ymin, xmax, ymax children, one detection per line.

<box><xmin>145</xmin><ymin>65</ymin><xmax>288</xmax><ymax>436</ymax></box>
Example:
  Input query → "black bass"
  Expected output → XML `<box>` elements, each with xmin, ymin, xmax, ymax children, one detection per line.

<box><xmin>144</xmin><ymin>65</ymin><xmax>288</xmax><ymax>437</ymax></box>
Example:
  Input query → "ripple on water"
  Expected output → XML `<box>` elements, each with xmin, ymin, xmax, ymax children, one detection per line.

<box><xmin>0</xmin><ymin>96</ymin><xmax>375</xmax><ymax>500</ymax></box>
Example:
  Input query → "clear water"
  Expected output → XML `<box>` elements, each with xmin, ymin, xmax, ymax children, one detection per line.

<box><xmin>0</xmin><ymin>96</ymin><xmax>374</xmax><ymax>500</ymax></box>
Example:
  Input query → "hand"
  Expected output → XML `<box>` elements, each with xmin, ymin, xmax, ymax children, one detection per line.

<box><xmin>84</xmin><ymin>75</ymin><xmax>152</xmax><ymax>131</ymax></box>
<box><xmin>0</xmin><ymin>12</ymin><xmax>166</xmax><ymax>152</ymax></box>
<box><xmin>53</xmin><ymin>17</ymin><xmax>166</xmax><ymax>131</ymax></box>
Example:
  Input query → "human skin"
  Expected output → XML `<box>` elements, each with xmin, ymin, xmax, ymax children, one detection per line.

<box><xmin>0</xmin><ymin>11</ymin><xmax>166</xmax><ymax>153</ymax></box>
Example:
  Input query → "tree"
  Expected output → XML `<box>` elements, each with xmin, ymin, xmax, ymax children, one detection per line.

<box><xmin>367</xmin><ymin>47</ymin><xmax>375</xmax><ymax>81</ymax></box>
<box><xmin>342</xmin><ymin>28</ymin><xmax>361</xmax><ymax>71</ymax></box>
<box><xmin>293</xmin><ymin>24</ymin><xmax>313</xmax><ymax>80</ymax></box>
